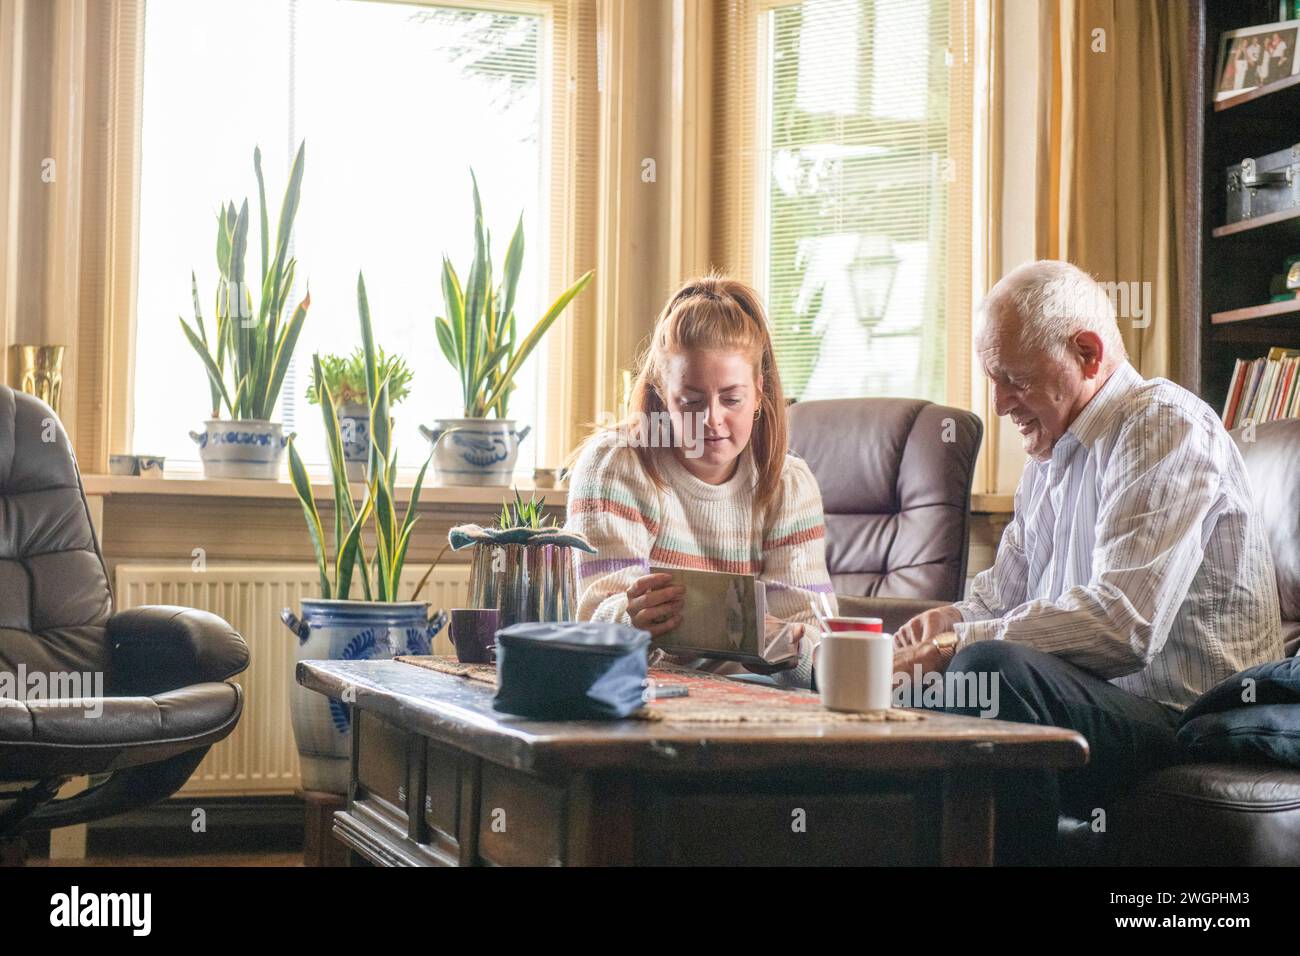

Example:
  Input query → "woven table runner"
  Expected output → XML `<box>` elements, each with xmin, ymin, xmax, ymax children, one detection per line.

<box><xmin>395</xmin><ymin>655</ymin><xmax>923</xmax><ymax>724</ymax></box>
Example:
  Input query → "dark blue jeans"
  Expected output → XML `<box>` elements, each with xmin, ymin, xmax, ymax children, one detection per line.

<box><xmin>927</xmin><ymin>641</ymin><xmax>1184</xmax><ymax>865</ymax></box>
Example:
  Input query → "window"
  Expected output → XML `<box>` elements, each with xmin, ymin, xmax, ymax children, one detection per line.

<box><xmin>132</xmin><ymin>0</ymin><xmax>549</xmax><ymax>472</ymax></box>
<box><xmin>752</xmin><ymin>0</ymin><xmax>971</xmax><ymax>404</ymax></box>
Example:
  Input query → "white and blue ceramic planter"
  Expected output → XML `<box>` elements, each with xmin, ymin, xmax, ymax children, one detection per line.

<box><xmin>189</xmin><ymin>419</ymin><xmax>290</xmax><ymax>480</ymax></box>
<box><xmin>281</xmin><ymin>599</ymin><xmax>448</xmax><ymax>793</ymax></box>
<box><xmin>336</xmin><ymin>402</ymin><xmax>370</xmax><ymax>483</ymax></box>
<box><xmin>420</xmin><ymin>418</ymin><xmax>531</xmax><ymax>486</ymax></box>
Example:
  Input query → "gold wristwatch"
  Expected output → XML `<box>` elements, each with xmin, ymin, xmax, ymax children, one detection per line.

<box><xmin>931</xmin><ymin>631</ymin><xmax>960</xmax><ymax>664</ymax></box>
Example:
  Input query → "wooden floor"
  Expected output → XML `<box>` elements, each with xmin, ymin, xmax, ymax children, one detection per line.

<box><xmin>30</xmin><ymin>851</ymin><xmax>302</xmax><ymax>867</ymax></box>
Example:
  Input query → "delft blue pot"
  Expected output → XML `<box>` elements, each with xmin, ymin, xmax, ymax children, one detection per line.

<box><xmin>336</xmin><ymin>402</ymin><xmax>370</xmax><ymax>483</ymax></box>
<box><xmin>189</xmin><ymin>419</ymin><xmax>291</xmax><ymax>480</ymax></box>
<box><xmin>419</xmin><ymin>417</ymin><xmax>531</xmax><ymax>486</ymax></box>
<box><xmin>281</xmin><ymin>599</ymin><xmax>447</xmax><ymax>794</ymax></box>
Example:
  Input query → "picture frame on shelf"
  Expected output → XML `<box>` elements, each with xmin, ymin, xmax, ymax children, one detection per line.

<box><xmin>1214</xmin><ymin>19</ymin><xmax>1300</xmax><ymax>101</ymax></box>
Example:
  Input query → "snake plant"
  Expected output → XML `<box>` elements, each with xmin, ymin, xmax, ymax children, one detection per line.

<box><xmin>287</xmin><ymin>273</ymin><xmax>430</xmax><ymax>601</ymax></box>
<box><xmin>435</xmin><ymin>170</ymin><xmax>594</xmax><ymax>419</ymax></box>
<box><xmin>179</xmin><ymin>142</ymin><xmax>310</xmax><ymax>421</ymax></box>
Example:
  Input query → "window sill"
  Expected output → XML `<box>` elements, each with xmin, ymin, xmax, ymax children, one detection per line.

<box><xmin>970</xmin><ymin>494</ymin><xmax>1013</xmax><ymax>514</ymax></box>
<box><xmin>80</xmin><ymin>474</ymin><xmax>569</xmax><ymax>508</ymax></box>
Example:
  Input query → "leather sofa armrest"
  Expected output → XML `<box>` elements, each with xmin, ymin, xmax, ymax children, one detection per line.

<box><xmin>834</xmin><ymin>595</ymin><xmax>950</xmax><ymax>634</ymax></box>
<box><xmin>108</xmin><ymin>605</ymin><xmax>249</xmax><ymax>696</ymax></box>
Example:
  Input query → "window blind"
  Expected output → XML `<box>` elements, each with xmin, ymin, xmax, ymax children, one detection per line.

<box><xmin>714</xmin><ymin>0</ymin><xmax>976</xmax><ymax>408</ymax></box>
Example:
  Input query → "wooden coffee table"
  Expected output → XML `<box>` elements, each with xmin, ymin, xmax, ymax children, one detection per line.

<box><xmin>297</xmin><ymin>659</ymin><xmax>1088</xmax><ymax>866</ymax></box>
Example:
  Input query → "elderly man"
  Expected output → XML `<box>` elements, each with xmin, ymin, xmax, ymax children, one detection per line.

<box><xmin>895</xmin><ymin>259</ymin><xmax>1282</xmax><ymax>864</ymax></box>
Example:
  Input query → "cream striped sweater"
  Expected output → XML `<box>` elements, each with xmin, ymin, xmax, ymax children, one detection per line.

<box><xmin>565</xmin><ymin>429</ymin><xmax>838</xmax><ymax>688</ymax></box>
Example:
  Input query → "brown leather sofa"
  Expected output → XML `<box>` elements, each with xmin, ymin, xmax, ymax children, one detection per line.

<box><xmin>787</xmin><ymin>397</ymin><xmax>982</xmax><ymax>627</ymax></box>
<box><xmin>1093</xmin><ymin>418</ymin><xmax>1300</xmax><ymax>866</ymax></box>
<box><xmin>0</xmin><ymin>385</ymin><xmax>248</xmax><ymax>861</ymax></box>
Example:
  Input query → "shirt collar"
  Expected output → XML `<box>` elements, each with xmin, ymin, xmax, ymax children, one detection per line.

<box><xmin>1065</xmin><ymin>360</ymin><xmax>1143</xmax><ymax>450</ymax></box>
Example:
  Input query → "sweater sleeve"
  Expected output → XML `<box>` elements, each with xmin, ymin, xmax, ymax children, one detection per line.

<box><xmin>761</xmin><ymin>456</ymin><xmax>838</xmax><ymax>689</ymax></box>
<box><xmin>564</xmin><ymin>432</ymin><xmax>660</xmax><ymax>625</ymax></box>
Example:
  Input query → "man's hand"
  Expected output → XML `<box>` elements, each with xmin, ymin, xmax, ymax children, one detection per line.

<box><xmin>626</xmin><ymin>572</ymin><xmax>685</xmax><ymax>637</ymax></box>
<box><xmin>894</xmin><ymin>605</ymin><xmax>964</xmax><ymax>650</ymax></box>
<box><xmin>893</xmin><ymin>632</ymin><xmax>960</xmax><ymax>676</ymax></box>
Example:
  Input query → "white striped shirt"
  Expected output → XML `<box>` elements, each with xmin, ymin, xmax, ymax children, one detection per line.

<box><xmin>953</xmin><ymin>361</ymin><xmax>1283</xmax><ymax>711</ymax></box>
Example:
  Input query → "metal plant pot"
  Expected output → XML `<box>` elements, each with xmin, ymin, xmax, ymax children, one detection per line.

<box><xmin>449</xmin><ymin>525</ymin><xmax>596</xmax><ymax>628</ymax></box>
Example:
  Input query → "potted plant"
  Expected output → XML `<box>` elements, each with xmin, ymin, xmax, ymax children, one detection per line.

<box><xmin>306</xmin><ymin>346</ymin><xmax>413</xmax><ymax>482</ymax></box>
<box><xmin>426</xmin><ymin>171</ymin><xmax>594</xmax><ymax>485</ymax></box>
<box><xmin>279</xmin><ymin>272</ymin><xmax>445</xmax><ymax>794</ymax></box>
<box><xmin>448</xmin><ymin>489</ymin><xmax>595</xmax><ymax>627</ymax></box>
<box><xmin>179</xmin><ymin>142</ymin><xmax>310</xmax><ymax>479</ymax></box>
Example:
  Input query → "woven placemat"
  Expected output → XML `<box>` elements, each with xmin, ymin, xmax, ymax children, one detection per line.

<box><xmin>395</xmin><ymin>655</ymin><xmax>923</xmax><ymax>724</ymax></box>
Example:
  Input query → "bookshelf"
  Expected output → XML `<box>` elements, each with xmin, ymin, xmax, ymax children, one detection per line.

<box><xmin>1184</xmin><ymin>1</ymin><xmax>1300</xmax><ymax>418</ymax></box>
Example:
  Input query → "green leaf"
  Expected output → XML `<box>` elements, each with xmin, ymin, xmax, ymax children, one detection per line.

<box><xmin>263</xmin><ymin>290</ymin><xmax>311</xmax><ymax>420</ymax></box>
<box><xmin>357</xmin><ymin>272</ymin><xmax>379</xmax><ymax>403</ymax></box>
<box><xmin>398</xmin><ymin>453</ymin><xmax>431</xmax><ymax>546</ymax></box>
<box><xmin>441</xmin><ymin>256</ymin><xmax>466</xmax><ymax>370</ymax></box>
<box><xmin>335</xmin><ymin>494</ymin><xmax>373</xmax><ymax>601</ymax></box>
<box><xmin>480</xmin><ymin>269</ymin><xmax>594</xmax><ymax>415</ymax></box>
<box><xmin>179</xmin><ymin>316</ymin><xmax>233</xmax><ymax>416</ymax></box>
<box><xmin>314</xmin><ymin>354</ymin><xmax>357</xmax><ymax>547</ymax></box>
<box><xmin>265</xmin><ymin>141</ymin><xmax>306</xmax><ymax>299</ymax></box>
<box><xmin>434</xmin><ymin>316</ymin><xmax>458</xmax><ymax>368</ymax></box>
<box><xmin>216</xmin><ymin>206</ymin><xmax>232</xmax><ymax>279</ymax></box>
<box><xmin>499</xmin><ymin>213</ymin><xmax>525</xmax><ymax>328</ymax></box>
<box><xmin>254</xmin><ymin>145</ymin><xmax>269</xmax><ymax>290</ymax></box>
<box><xmin>288</xmin><ymin>440</ymin><xmax>331</xmax><ymax>598</ymax></box>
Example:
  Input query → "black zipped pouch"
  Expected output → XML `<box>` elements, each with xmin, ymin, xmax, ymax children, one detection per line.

<box><xmin>493</xmin><ymin>621</ymin><xmax>651</xmax><ymax>719</ymax></box>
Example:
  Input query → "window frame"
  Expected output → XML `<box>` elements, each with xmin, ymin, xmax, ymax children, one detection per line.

<box><xmin>718</xmin><ymin>0</ymin><xmax>981</xmax><ymax>414</ymax></box>
<box><xmin>95</xmin><ymin>0</ymin><xmax>599</xmax><ymax>478</ymax></box>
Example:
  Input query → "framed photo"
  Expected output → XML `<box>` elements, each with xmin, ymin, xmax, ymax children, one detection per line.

<box><xmin>1215</xmin><ymin>20</ymin><xmax>1300</xmax><ymax>101</ymax></box>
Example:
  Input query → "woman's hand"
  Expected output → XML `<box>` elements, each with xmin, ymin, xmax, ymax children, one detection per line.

<box><xmin>626</xmin><ymin>572</ymin><xmax>686</xmax><ymax>637</ymax></box>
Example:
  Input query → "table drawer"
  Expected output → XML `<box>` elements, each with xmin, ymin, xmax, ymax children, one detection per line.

<box><xmin>355</xmin><ymin>711</ymin><xmax>409</xmax><ymax>814</ymax></box>
<box><xmin>643</xmin><ymin>789</ymin><xmax>931</xmax><ymax>865</ymax></box>
<box><xmin>422</xmin><ymin>739</ymin><xmax>471</xmax><ymax>861</ymax></box>
<box><xmin>476</xmin><ymin>762</ymin><xmax>567</xmax><ymax>866</ymax></box>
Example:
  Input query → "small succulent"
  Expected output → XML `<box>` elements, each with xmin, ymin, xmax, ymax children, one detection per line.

<box><xmin>496</xmin><ymin>488</ymin><xmax>553</xmax><ymax>530</ymax></box>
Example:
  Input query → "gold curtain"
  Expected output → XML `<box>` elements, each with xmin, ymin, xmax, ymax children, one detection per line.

<box><xmin>1036</xmin><ymin>0</ymin><xmax>1188</xmax><ymax>380</ymax></box>
<box><xmin>0</xmin><ymin>0</ymin><xmax>143</xmax><ymax>470</ymax></box>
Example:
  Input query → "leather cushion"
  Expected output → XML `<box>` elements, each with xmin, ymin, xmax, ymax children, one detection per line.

<box><xmin>1114</xmin><ymin>762</ymin><xmax>1300</xmax><ymax>866</ymax></box>
<box><xmin>0</xmin><ymin>682</ymin><xmax>240</xmax><ymax>747</ymax></box>
<box><xmin>1180</xmin><ymin>656</ymin><xmax>1300</xmax><ymax>723</ymax></box>
<box><xmin>0</xmin><ymin>386</ymin><xmax>112</xmax><ymax>675</ymax></box>
<box><xmin>1178</xmin><ymin>705</ymin><xmax>1300</xmax><ymax>768</ymax></box>
<box><xmin>788</xmin><ymin>398</ymin><xmax>981</xmax><ymax>601</ymax></box>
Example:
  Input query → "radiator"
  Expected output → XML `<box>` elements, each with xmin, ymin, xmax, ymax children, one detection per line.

<box><xmin>114</xmin><ymin>563</ymin><xmax>471</xmax><ymax>796</ymax></box>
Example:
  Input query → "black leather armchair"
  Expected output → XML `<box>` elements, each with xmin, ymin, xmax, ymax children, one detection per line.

<box><xmin>0</xmin><ymin>385</ymin><xmax>248</xmax><ymax>853</ymax></box>
<box><xmin>787</xmin><ymin>397</ymin><xmax>983</xmax><ymax>629</ymax></box>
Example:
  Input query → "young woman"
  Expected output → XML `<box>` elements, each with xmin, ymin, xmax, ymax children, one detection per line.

<box><xmin>564</xmin><ymin>274</ymin><xmax>837</xmax><ymax>688</ymax></box>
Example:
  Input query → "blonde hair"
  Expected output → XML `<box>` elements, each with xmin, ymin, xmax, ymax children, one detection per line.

<box><xmin>574</xmin><ymin>273</ymin><xmax>790</xmax><ymax>513</ymax></box>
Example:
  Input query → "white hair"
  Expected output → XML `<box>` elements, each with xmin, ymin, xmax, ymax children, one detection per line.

<box><xmin>977</xmin><ymin>260</ymin><xmax>1128</xmax><ymax>365</ymax></box>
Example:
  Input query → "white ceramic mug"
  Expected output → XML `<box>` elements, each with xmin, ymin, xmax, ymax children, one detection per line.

<box><xmin>812</xmin><ymin>631</ymin><xmax>893</xmax><ymax>712</ymax></box>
